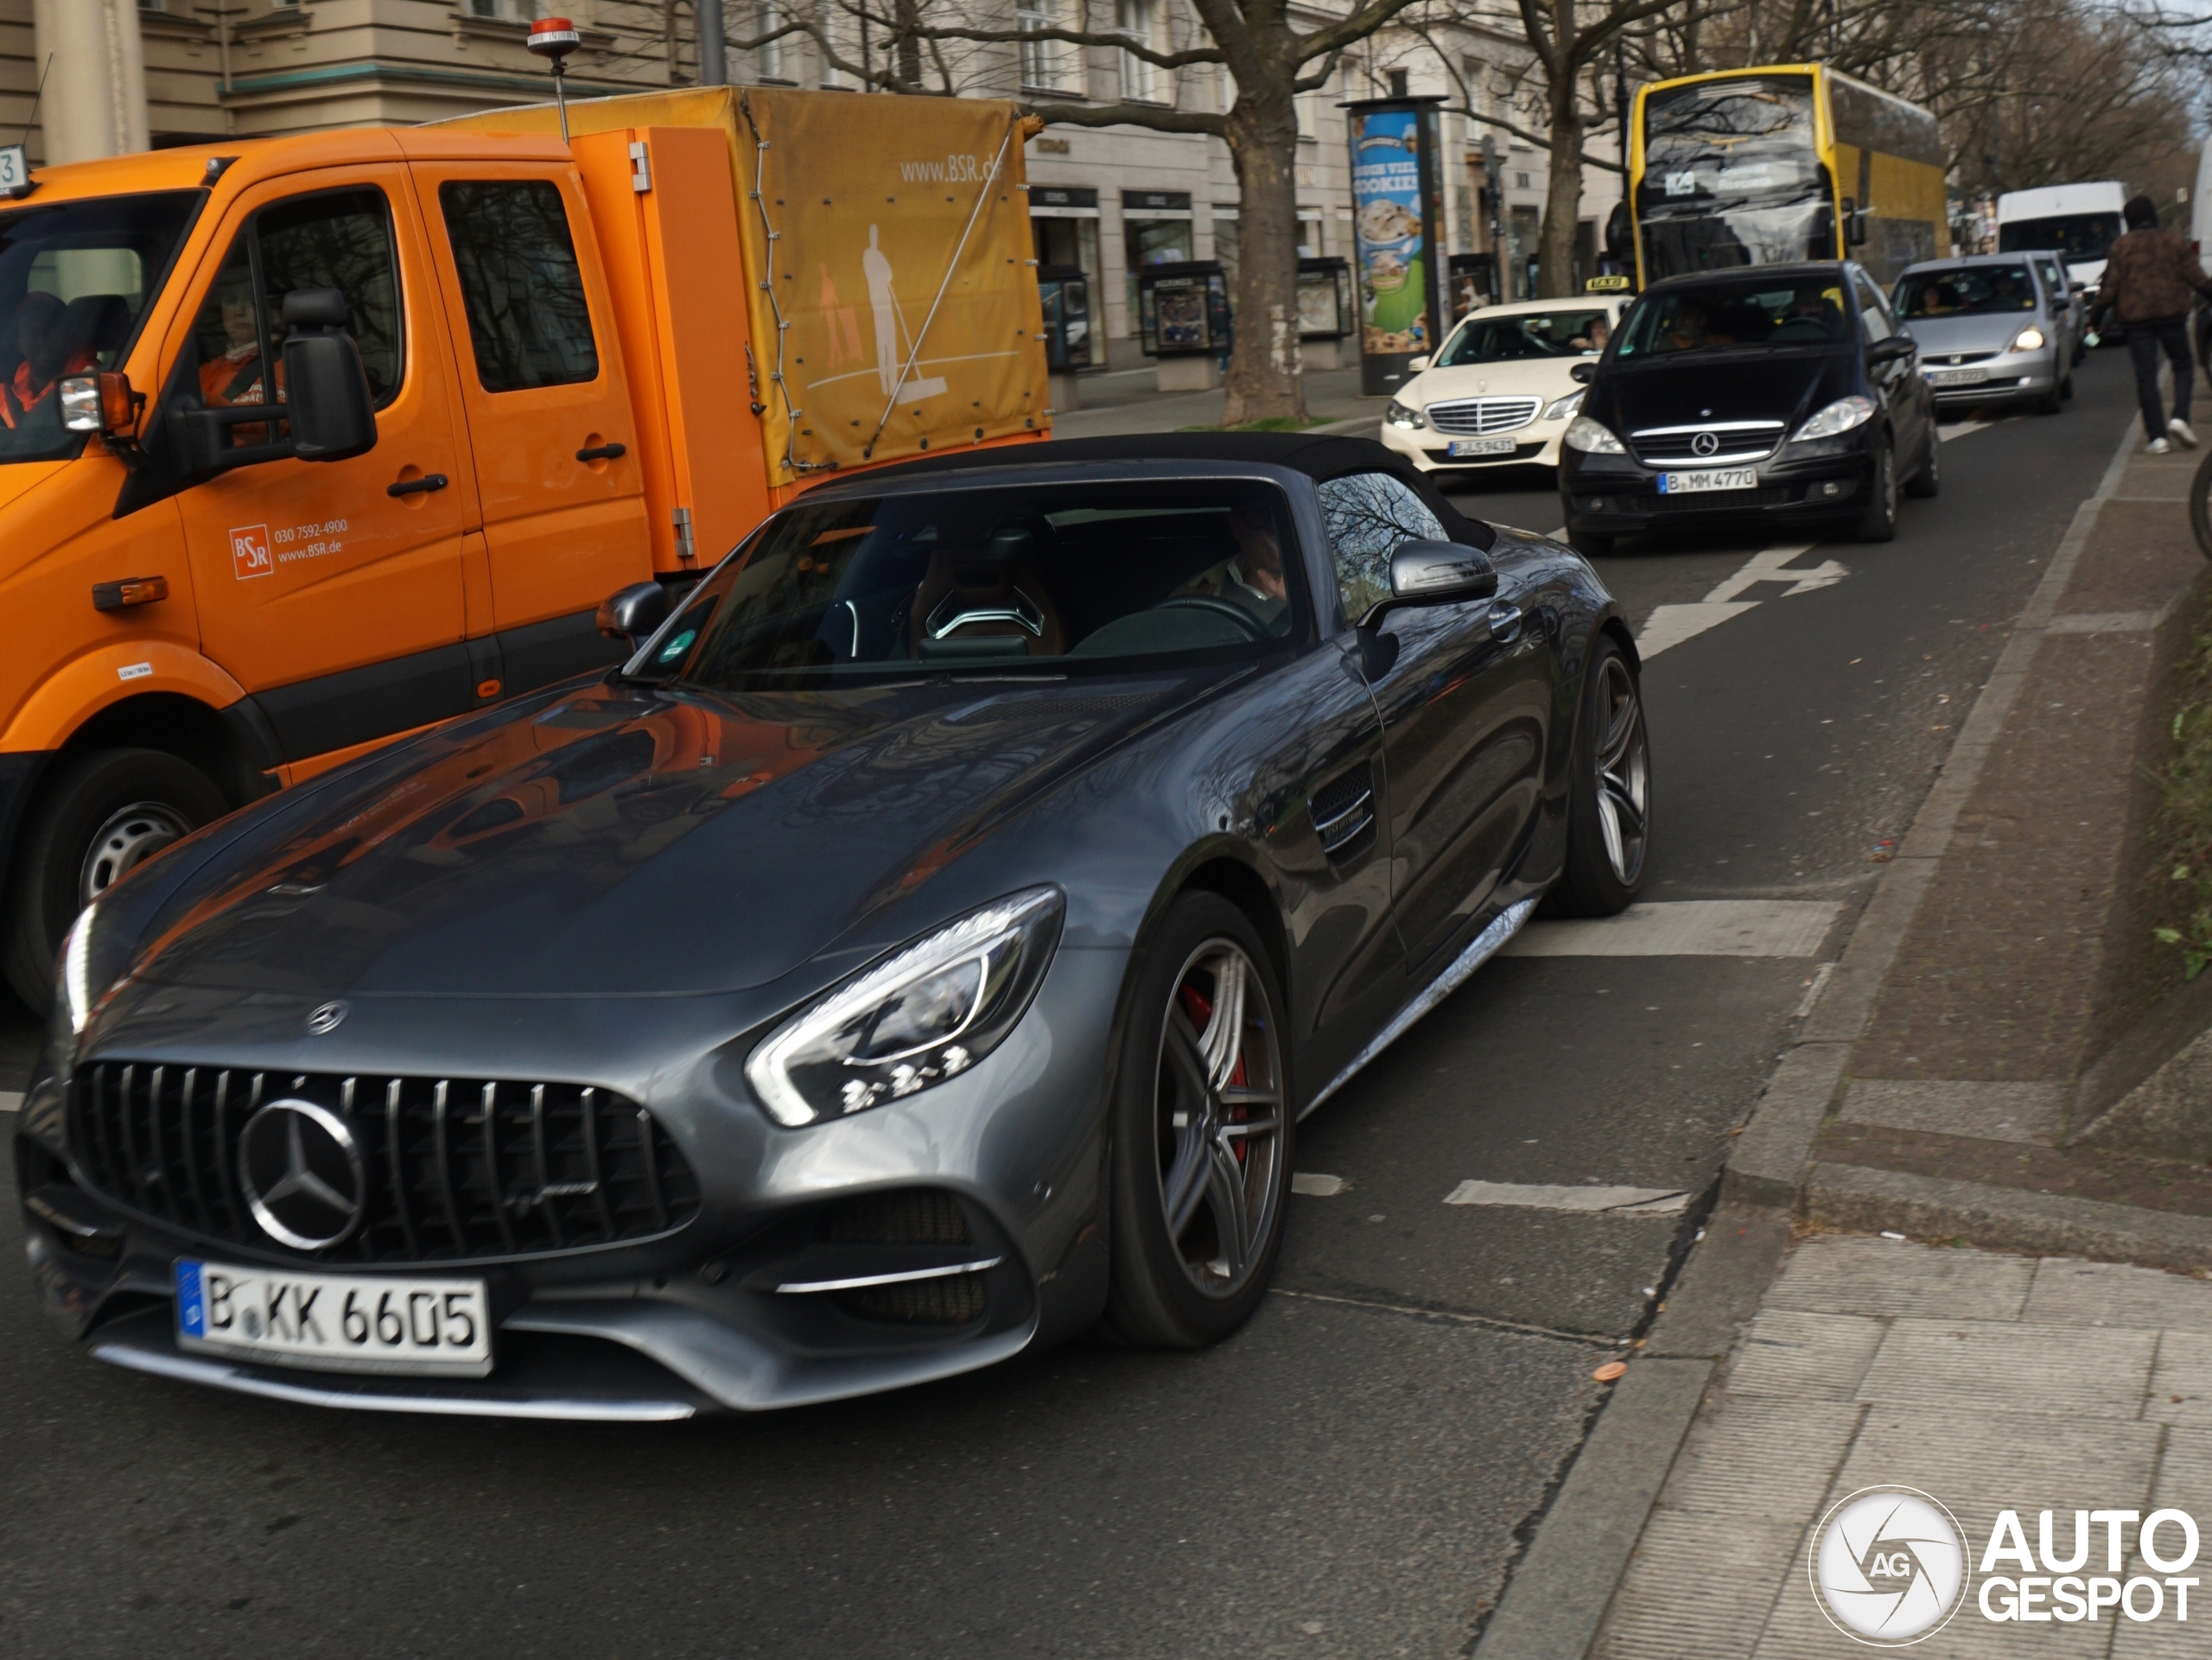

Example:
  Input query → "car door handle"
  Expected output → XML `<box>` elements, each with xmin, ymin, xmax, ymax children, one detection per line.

<box><xmin>387</xmin><ymin>474</ymin><xmax>448</xmax><ymax>498</ymax></box>
<box><xmin>575</xmin><ymin>442</ymin><xmax>626</xmax><ymax>462</ymax></box>
<box><xmin>1487</xmin><ymin>601</ymin><xmax>1523</xmax><ymax>643</ymax></box>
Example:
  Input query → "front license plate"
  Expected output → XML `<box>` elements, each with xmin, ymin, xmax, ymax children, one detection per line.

<box><xmin>175</xmin><ymin>1259</ymin><xmax>492</xmax><ymax>1377</ymax></box>
<box><xmin>1928</xmin><ymin>367</ymin><xmax>1987</xmax><ymax>387</ymax></box>
<box><xmin>1447</xmin><ymin>436</ymin><xmax>1516</xmax><ymax>457</ymax></box>
<box><xmin>1658</xmin><ymin>467</ymin><xmax>1758</xmax><ymax>494</ymax></box>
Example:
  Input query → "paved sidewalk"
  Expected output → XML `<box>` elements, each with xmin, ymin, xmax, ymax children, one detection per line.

<box><xmin>1592</xmin><ymin>1232</ymin><xmax>2212</xmax><ymax>1657</ymax></box>
<box><xmin>1051</xmin><ymin>363</ymin><xmax>1382</xmax><ymax>438</ymax></box>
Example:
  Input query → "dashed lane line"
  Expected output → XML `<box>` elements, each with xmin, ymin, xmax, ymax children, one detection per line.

<box><xmin>1503</xmin><ymin>899</ymin><xmax>1840</xmax><ymax>958</ymax></box>
<box><xmin>1442</xmin><ymin>1181</ymin><xmax>1690</xmax><ymax>1214</ymax></box>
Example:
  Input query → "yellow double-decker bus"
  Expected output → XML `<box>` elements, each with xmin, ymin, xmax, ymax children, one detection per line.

<box><xmin>1629</xmin><ymin>64</ymin><xmax>1948</xmax><ymax>288</ymax></box>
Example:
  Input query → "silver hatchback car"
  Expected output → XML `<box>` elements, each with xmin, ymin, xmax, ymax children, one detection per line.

<box><xmin>1892</xmin><ymin>254</ymin><xmax>2072</xmax><ymax>416</ymax></box>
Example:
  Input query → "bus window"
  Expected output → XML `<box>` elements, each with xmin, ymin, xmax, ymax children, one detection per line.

<box><xmin>1637</xmin><ymin>74</ymin><xmax>1834</xmax><ymax>281</ymax></box>
<box><xmin>1997</xmin><ymin>214</ymin><xmax>2122</xmax><ymax>266</ymax></box>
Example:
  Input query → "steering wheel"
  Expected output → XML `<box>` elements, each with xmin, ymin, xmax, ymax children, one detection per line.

<box><xmin>1154</xmin><ymin>594</ymin><xmax>1272</xmax><ymax>640</ymax></box>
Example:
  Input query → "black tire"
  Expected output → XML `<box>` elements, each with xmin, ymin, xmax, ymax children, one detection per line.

<box><xmin>1545</xmin><ymin>635</ymin><xmax>1650</xmax><ymax>919</ymax></box>
<box><xmin>1098</xmin><ymin>892</ymin><xmax>1293</xmax><ymax>1349</ymax></box>
<box><xmin>2037</xmin><ymin>385</ymin><xmax>2064</xmax><ymax>416</ymax></box>
<box><xmin>3</xmin><ymin>748</ymin><xmax>228</xmax><ymax>1011</ymax></box>
<box><xmin>1904</xmin><ymin>423</ymin><xmax>1942</xmax><ymax>499</ymax></box>
<box><xmin>2190</xmin><ymin>448</ymin><xmax>2212</xmax><ymax>561</ymax></box>
<box><xmin>1853</xmin><ymin>436</ymin><xmax>1898</xmax><ymax>543</ymax></box>
<box><xmin>2061</xmin><ymin>370</ymin><xmax>2075</xmax><ymax>399</ymax></box>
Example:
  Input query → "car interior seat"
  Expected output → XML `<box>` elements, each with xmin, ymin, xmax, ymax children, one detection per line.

<box><xmin>62</xmin><ymin>294</ymin><xmax>133</xmax><ymax>367</ymax></box>
<box><xmin>908</xmin><ymin>518</ymin><xmax>1069</xmax><ymax>659</ymax></box>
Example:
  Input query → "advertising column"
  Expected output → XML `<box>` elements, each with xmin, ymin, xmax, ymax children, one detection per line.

<box><xmin>1345</xmin><ymin>97</ymin><xmax>1446</xmax><ymax>398</ymax></box>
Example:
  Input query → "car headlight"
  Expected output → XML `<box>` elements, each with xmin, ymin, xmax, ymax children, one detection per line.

<box><xmin>48</xmin><ymin>902</ymin><xmax>104</xmax><ymax>1085</ymax></box>
<box><xmin>1542</xmin><ymin>391</ymin><xmax>1586</xmax><ymax>423</ymax></box>
<box><xmin>2009</xmin><ymin>325</ymin><xmax>2046</xmax><ymax>353</ymax></box>
<box><xmin>745</xmin><ymin>887</ymin><xmax>1065</xmax><ymax>1127</ymax></box>
<box><xmin>1564</xmin><ymin>415</ymin><xmax>1624</xmax><ymax>454</ymax></box>
<box><xmin>1790</xmin><ymin>395</ymin><xmax>1878</xmax><ymax>442</ymax></box>
<box><xmin>1384</xmin><ymin>398</ymin><xmax>1427</xmax><ymax>430</ymax></box>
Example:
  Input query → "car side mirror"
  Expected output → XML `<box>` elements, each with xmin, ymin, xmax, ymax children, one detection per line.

<box><xmin>598</xmin><ymin>581</ymin><xmax>672</xmax><ymax>645</ymax></box>
<box><xmin>1570</xmin><ymin>360</ymin><xmax>1597</xmax><ymax>385</ymax></box>
<box><xmin>1406</xmin><ymin>354</ymin><xmax>1431</xmax><ymax>372</ymax></box>
<box><xmin>1867</xmin><ymin>334</ymin><xmax>1916</xmax><ymax>365</ymax></box>
<box><xmin>1372</xmin><ymin>540</ymin><xmax>1498</xmax><ymax>624</ymax></box>
<box><xmin>280</xmin><ymin>288</ymin><xmax>377</xmax><ymax>462</ymax></box>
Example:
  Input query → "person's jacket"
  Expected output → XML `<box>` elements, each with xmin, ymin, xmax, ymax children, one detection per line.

<box><xmin>2094</xmin><ymin>226</ymin><xmax>2212</xmax><ymax>325</ymax></box>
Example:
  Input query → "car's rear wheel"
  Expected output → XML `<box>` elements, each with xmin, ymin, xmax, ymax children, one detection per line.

<box><xmin>3</xmin><ymin>748</ymin><xmax>228</xmax><ymax>1011</ymax></box>
<box><xmin>1099</xmin><ymin>893</ymin><xmax>1292</xmax><ymax>1349</ymax></box>
<box><xmin>1545</xmin><ymin>638</ymin><xmax>1649</xmax><ymax>919</ymax></box>
<box><xmin>1853</xmin><ymin>436</ymin><xmax>1898</xmax><ymax>543</ymax></box>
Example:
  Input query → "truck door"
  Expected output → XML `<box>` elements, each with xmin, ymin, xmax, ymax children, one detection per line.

<box><xmin>171</xmin><ymin>171</ymin><xmax>474</xmax><ymax>766</ymax></box>
<box><xmin>411</xmin><ymin>162</ymin><xmax>652</xmax><ymax>694</ymax></box>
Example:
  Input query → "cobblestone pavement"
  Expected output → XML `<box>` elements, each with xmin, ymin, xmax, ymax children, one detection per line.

<box><xmin>1592</xmin><ymin>1232</ymin><xmax>2212</xmax><ymax>1658</ymax></box>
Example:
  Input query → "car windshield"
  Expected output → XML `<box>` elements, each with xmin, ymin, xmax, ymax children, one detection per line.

<box><xmin>0</xmin><ymin>190</ymin><xmax>202</xmax><ymax>463</ymax></box>
<box><xmin>1895</xmin><ymin>265</ymin><xmax>2038</xmax><ymax>319</ymax></box>
<box><xmin>1438</xmin><ymin>308</ymin><xmax>1611</xmax><ymax>365</ymax></box>
<box><xmin>1615</xmin><ymin>275</ymin><xmax>1850</xmax><ymax>357</ymax></box>
<box><xmin>640</xmin><ymin>478</ymin><xmax>1306</xmax><ymax>690</ymax></box>
<box><xmin>1637</xmin><ymin>75</ymin><xmax>1834</xmax><ymax>281</ymax></box>
<box><xmin>1998</xmin><ymin>213</ymin><xmax>2122</xmax><ymax>264</ymax></box>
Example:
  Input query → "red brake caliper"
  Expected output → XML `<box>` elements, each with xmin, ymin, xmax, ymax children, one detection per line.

<box><xmin>1178</xmin><ymin>979</ymin><xmax>1249</xmax><ymax>1164</ymax></box>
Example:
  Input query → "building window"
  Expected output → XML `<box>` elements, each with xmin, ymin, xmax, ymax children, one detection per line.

<box><xmin>818</xmin><ymin>0</ymin><xmax>851</xmax><ymax>88</ymax></box>
<box><xmin>758</xmin><ymin>2</ymin><xmax>786</xmax><ymax>80</ymax></box>
<box><xmin>1017</xmin><ymin>0</ymin><xmax>1063</xmax><ymax>92</ymax></box>
<box><xmin>467</xmin><ymin>0</ymin><xmax>537</xmax><ymax>17</ymax></box>
<box><xmin>1116</xmin><ymin>0</ymin><xmax>1158</xmax><ymax>103</ymax></box>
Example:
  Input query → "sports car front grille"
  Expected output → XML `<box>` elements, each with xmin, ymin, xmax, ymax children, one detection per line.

<box><xmin>1424</xmin><ymin>396</ymin><xmax>1541</xmax><ymax>436</ymax></box>
<box><xmin>68</xmin><ymin>1062</ymin><xmax>700</xmax><ymax>1264</ymax></box>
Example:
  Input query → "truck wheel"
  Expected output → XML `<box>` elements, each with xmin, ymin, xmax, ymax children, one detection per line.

<box><xmin>3</xmin><ymin>749</ymin><xmax>229</xmax><ymax>1012</ymax></box>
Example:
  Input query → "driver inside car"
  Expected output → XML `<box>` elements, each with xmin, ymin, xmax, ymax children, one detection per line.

<box><xmin>1173</xmin><ymin>499</ymin><xmax>1289</xmax><ymax>630</ymax></box>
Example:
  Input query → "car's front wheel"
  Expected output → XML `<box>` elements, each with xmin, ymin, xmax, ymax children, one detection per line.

<box><xmin>1099</xmin><ymin>893</ymin><xmax>1292</xmax><ymax>1349</ymax></box>
<box><xmin>1854</xmin><ymin>436</ymin><xmax>1898</xmax><ymax>542</ymax></box>
<box><xmin>1546</xmin><ymin>636</ymin><xmax>1649</xmax><ymax>919</ymax></box>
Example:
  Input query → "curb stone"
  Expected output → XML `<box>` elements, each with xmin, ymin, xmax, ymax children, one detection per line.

<box><xmin>1802</xmin><ymin>1160</ymin><xmax>2212</xmax><ymax>1267</ymax></box>
<box><xmin>1472</xmin><ymin>417</ymin><xmax>2145</xmax><ymax>1659</ymax></box>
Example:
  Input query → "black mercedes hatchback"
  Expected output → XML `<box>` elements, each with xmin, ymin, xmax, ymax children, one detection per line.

<box><xmin>1557</xmin><ymin>261</ymin><xmax>1937</xmax><ymax>555</ymax></box>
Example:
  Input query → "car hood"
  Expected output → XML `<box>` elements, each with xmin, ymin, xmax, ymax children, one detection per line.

<box><xmin>1602</xmin><ymin>350</ymin><xmax>1848</xmax><ymax>436</ymax></box>
<box><xmin>120</xmin><ymin>675</ymin><xmax>1197</xmax><ymax>999</ymax></box>
<box><xmin>1903</xmin><ymin>313</ymin><xmax>2038</xmax><ymax>355</ymax></box>
<box><xmin>1406</xmin><ymin>358</ymin><xmax>1582</xmax><ymax>405</ymax></box>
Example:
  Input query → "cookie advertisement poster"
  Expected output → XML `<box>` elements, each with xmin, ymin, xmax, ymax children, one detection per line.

<box><xmin>1347</xmin><ymin>98</ymin><xmax>1446</xmax><ymax>397</ymax></box>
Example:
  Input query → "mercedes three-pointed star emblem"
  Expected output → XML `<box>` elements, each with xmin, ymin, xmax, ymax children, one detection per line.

<box><xmin>238</xmin><ymin>1099</ymin><xmax>365</xmax><ymax>1250</ymax></box>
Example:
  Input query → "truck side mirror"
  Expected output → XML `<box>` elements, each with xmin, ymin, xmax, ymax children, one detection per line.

<box><xmin>280</xmin><ymin>288</ymin><xmax>377</xmax><ymax>462</ymax></box>
<box><xmin>1841</xmin><ymin>198</ymin><xmax>1868</xmax><ymax>247</ymax></box>
<box><xmin>598</xmin><ymin>581</ymin><xmax>671</xmax><ymax>644</ymax></box>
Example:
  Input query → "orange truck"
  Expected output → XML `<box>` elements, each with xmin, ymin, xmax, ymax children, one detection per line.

<box><xmin>0</xmin><ymin>85</ymin><xmax>1050</xmax><ymax>1008</ymax></box>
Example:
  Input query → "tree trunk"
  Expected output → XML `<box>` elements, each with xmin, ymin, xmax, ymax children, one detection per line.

<box><xmin>1222</xmin><ymin>83</ymin><xmax>1306</xmax><ymax>426</ymax></box>
<box><xmin>1536</xmin><ymin>77</ymin><xmax>1584</xmax><ymax>297</ymax></box>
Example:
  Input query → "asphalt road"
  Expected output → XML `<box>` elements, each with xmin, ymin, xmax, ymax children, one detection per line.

<box><xmin>0</xmin><ymin>354</ymin><xmax>2149</xmax><ymax>1658</ymax></box>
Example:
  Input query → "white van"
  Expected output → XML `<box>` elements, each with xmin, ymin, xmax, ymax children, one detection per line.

<box><xmin>1997</xmin><ymin>182</ymin><xmax>2126</xmax><ymax>290</ymax></box>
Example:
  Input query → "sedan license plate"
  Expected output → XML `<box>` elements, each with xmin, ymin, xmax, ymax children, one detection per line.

<box><xmin>1658</xmin><ymin>467</ymin><xmax>1758</xmax><ymax>495</ymax></box>
<box><xmin>1447</xmin><ymin>436</ymin><xmax>1516</xmax><ymax>458</ymax></box>
<box><xmin>175</xmin><ymin>1259</ymin><xmax>492</xmax><ymax>1377</ymax></box>
<box><xmin>1928</xmin><ymin>367</ymin><xmax>1987</xmax><ymax>387</ymax></box>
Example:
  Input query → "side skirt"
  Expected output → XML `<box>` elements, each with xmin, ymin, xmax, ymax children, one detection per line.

<box><xmin>1298</xmin><ymin>895</ymin><xmax>1539</xmax><ymax>1121</ymax></box>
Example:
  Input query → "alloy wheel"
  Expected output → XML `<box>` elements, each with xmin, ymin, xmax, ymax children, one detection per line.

<box><xmin>1592</xmin><ymin>657</ymin><xmax>1649</xmax><ymax>885</ymax></box>
<box><xmin>78</xmin><ymin>800</ymin><xmax>191</xmax><ymax>905</ymax></box>
<box><xmin>1153</xmin><ymin>938</ymin><xmax>1284</xmax><ymax>1299</ymax></box>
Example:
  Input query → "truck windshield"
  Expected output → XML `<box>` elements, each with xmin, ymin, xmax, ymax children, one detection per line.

<box><xmin>1997</xmin><ymin>214</ymin><xmax>2122</xmax><ymax>265</ymax></box>
<box><xmin>0</xmin><ymin>190</ymin><xmax>200</xmax><ymax>462</ymax></box>
<box><xmin>1637</xmin><ymin>76</ymin><xmax>1834</xmax><ymax>281</ymax></box>
<box><xmin>637</xmin><ymin>478</ymin><xmax>1307</xmax><ymax>690</ymax></box>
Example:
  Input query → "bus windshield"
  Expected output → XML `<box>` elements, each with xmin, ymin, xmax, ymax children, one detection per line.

<box><xmin>1637</xmin><ymin>75</ymin><xmax>1832</xmax><ymax>282</ymax></box>
<box><xmin>0</xmin><ymin>191</ymin><xmax>201</xmax><ymax>464</ymax></box>
<box><xmin>1998</xmin><ymin>214</ymin><xmax>2122</xmax><ymax>265</ymax></box>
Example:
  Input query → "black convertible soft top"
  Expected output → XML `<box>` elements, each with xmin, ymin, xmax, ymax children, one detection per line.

<box><xmin>866</xmin><ymin>431</ymin><xmax>1497</xmax><ymax>552</ymax></box>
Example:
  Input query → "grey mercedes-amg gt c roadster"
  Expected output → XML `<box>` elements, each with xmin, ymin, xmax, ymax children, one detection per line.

<box><xmin>16</xmin><ymin>434</ymin><xmax>1649</xmax><ymax>1419</ymax></box>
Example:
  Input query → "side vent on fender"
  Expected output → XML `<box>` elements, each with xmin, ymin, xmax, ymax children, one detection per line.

<box><xmin>1310</xmin><ymin>763</ymin><xmax>1377</xmax><ymax>863</ymax></box>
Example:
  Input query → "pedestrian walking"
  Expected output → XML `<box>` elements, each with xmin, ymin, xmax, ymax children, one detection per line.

<box><xmin>2091</xmin><ymin>193</ymin><xmax>2212</xmax><ymax>453</ymax></box>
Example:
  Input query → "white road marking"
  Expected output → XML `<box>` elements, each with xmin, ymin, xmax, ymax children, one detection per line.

<box><xmin>1503</xmin><ymin>899</ymin><xmax>1840</xmax><ymax>958</ymax></box>
<box><xmin>1795</xmin><ymin>961</ymin><xmax>1836</xmax><ymax>1017</ymax></box>
<box><xmin>1292</xmin><ymin>1172</ymin><xmax>1345</xmax><ymax>1196</ymax></box>
<box><xmin>1635</xmin><ymin>544</ymin><xmax>1845</xmax><ymax>659</ymax></box>
<box><xmin>1443</xmin><ymin>1181</ymin><xmax>1690</xmax><ymax>1214</ymax></box>
<box><xmin>1938</xmin><ymin>420</ymin><xmax>1993</xmax><ymax>443</ymax></box>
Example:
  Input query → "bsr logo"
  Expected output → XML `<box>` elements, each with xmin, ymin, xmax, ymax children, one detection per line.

<box><xmin>230</xmin><ymin>523</ymin><xmax>273</xmax><ymax>581</ymax></box>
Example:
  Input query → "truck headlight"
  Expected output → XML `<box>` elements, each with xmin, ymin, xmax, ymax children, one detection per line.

<box><xmin>1384</xmin><ymin>399</ymin><xmax>1427</xmax><ymax>430</ymax></box>
<box><xmin>1790</xmin><ymin>395</ymin><xmax>1877</xmax><ymax>442</ymax></box>
<box><xmin>1564</xmin><ymin>415</ymin><xmax>1625</xmax><ymax>454</ymax></box>
<box><xmin>2009</xmin><ymin>325</ymin><xmax>2046</xmax><ymax>353</ymax></box>
<box><xmin>746</xmin><ymin>887</ymin><xmax>1065</xmax><ymax>1127</ymax></box>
